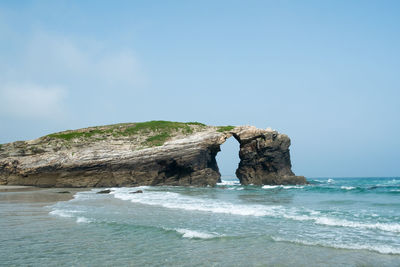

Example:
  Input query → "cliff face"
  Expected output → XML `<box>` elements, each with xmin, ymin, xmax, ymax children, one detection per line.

<box><xmin>0</xmin><ymin>121</ymin><xmax>306</xmax><ymax>187</ymax></box>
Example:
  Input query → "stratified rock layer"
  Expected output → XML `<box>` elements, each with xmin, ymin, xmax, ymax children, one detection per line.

<box><xmin>0</xmin><ymin>123</ymin><xmax>306</xmax><ymax>187</ymax></box>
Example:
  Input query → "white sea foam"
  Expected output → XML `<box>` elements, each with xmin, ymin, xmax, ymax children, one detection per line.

<box><xmin>49</xmin><ymin>209</ymin><xmax>73</xmax><ymax>218</ymax></box>
<box><xmin>51</xmin><ymin>187</ymin><xmax>400</xmax><ymax>237</ymax></box>
<box><xmin>50</xmin><ymin>208</ymin><xmax>93</xmax><ymax>224</ymax></box>
<box><xmin>282</xmin><ymin>185</ymin><xmax>304</xmax><ymax>189</ymax></box>
<box><xmin>387</xmin><ymin>179</ymin><xmax>400</xmax><ymax>185</ymax></box>
<box><xmin>271</xmin><ymin>236</ymin><xmax>400</xmax><ymax>255</ymax></box>
<box><xmin>309</xmin><ymin>210</ymin><xmax>321</xmax><ymax>216</ymax></box>
<box><xmin>282</xmin><ymin>214</ymin><xmax>312</xmax><ymax>221</ymax></box>
<box><xmin>112</xmin><ymin>188</ymin><xmax>400</xmax><ymax>233</ymax></box>
<box><xmin>280</xmin><ymin>209</ymin><xmax>400</xmax><ymax>233</ymax></box>
<box><xmin>72</xmin><ymin>190</ymin><xmax>100</xmax><ymax>200</ymax></box>
<box><xmin>262</xmin><ymin>185</ymin><xmax>279</xmax><ymax>189</ymax></box>
<box><xmin>341</xmin><ymin>186</ymin><xmax>355</xmax><ymax>190</ymax></box>
<box><xmin>49</xmin><ymin>209</ymin><xmax>83</xmax><ymax>218</ymax></box>
<box><xmin>174</xmin><ymin>228</ymin><xmax>221</xmax><ymax>239</ymax></box>
<box><xmin>262</xmin><ymin>185</ymin><xmax>304</xmax><ymax>189</ymax></box>
<box><xmin>112</xmin><ymin>188</ymin><xmax>282</xmax><ymax>217</ymax></box>
<box><xmin>76</xmin><ymin>217</ymin><xmax>91</xmax><ymax>224</ymax></box>
<box><xmin>282</xmin><ymin>212</ymin><xmax>400</xmax><ymax>233</ymax></box>
<box><xmin>327</xmin><ymin>179</ymin><xmax>334</xmax><ymax>183</ymax></box>
<box><xmin>217</xmin><ymin>180</ymin><xmax>241</xmax><ymax>186</ymax></box>
<box><xmin>314</xmin><ymin>217</ymin><xmax>400</xmax><ymax>233</ymax></box>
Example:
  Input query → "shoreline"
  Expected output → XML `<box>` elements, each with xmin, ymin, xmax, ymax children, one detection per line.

<box><xmin>0</xmin><ymin>186</ymin><xmax>88</xmax><ymax>204</ymax></box>
<box><xmin>0</xmin><ymin>177</ymin><xmax>399</xmax><ymax>266</ymax></box>
<box><xmin>0</xmin><ymin>185</ymin><xmax>41</xmax><ymax>192</ymax></box>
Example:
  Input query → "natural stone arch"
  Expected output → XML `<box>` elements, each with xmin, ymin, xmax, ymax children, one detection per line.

<box><xmin>215</xmin><ymin>126</ymin><xmax>306</xmax><ymax>185</ymax></box>
<box><xmin>0</xmin><ymin>124</ymin><xmax>306</xmax><ymax>187</ymax></box>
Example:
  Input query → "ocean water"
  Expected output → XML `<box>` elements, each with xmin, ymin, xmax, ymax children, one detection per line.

<box><xmin>1</xmin><ymin>177</ymin><xmax>400</xmax><ymax>266</ymax></box>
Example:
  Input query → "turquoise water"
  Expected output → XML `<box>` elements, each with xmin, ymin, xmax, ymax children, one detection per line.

<box><xmin>1</xmin><ymin>177</ymin><xmax>400</xmax><ymax>266</ymax></box>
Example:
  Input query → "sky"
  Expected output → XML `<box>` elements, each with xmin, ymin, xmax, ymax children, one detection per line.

<box><xmin>0</xmin><ymin>0</ymin><xmax>399</xmax><ymax>178</ymax></box>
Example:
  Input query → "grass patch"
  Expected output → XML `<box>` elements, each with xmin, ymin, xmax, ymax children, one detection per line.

<box><xmin>47</xmin><ymin>129</ymin><xmax>112</xmax><ymax>140</ymax></box>
<box><xmin>0</xmin><ymin>144</ymin><xmax>2</xmax><ymax>150</ymax></box>
<box><xmin>145</xmin><ymin>133</ymin><xmax>171</xmax><ymax>146</ymax></box>
<box><xmin>185</xmin><ymin>122</ymin><xmax>206</xmax><ymax>126</ymax></box>
<box><xmin>47</xmin><ymin>121</ymin><xmax>207</xmax><ymax>146</ymax></box>
<box><xmin>217</xmin><ymin>126</ymin><xmax>235</xmax><ymax>132</ymax></box>
<box><xmin>123</xmin><ymin>121</ymin><xmax>205</xmax><ymax>136</ymax></box>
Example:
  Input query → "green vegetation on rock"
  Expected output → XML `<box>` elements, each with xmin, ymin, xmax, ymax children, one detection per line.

<box><xmin>145</xmin><ymin>133</ymin><xmax>171</xmax><ymax>146</ymax></box>
<box><xmin>123</xmin><ymin>121</ymin><xmax>205</xmax><ymax>136</ymax></box>
<box><xmin>47</xmin><ymin>130</ymin><xmax>108</xmax><ymax>140</ymax></box>
<box><xmin>46</xmin><ymin>120</ymin><xmax>207</xmax><ymax>147</ymax></box>
<box><xmin>217</xmin><ymin>126</ymin><xmax>235</xmax><ymax>132</ymax></box>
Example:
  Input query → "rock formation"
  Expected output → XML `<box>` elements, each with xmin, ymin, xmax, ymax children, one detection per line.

<box><xmin>233</xmin><ymin>126</ymin><xmax>306</xmax><ymax>185</ymax></box>
<box><xmin>0</xmin><ymin>121</ymin><xmax>306</xmax><ymax>187</ymax></box>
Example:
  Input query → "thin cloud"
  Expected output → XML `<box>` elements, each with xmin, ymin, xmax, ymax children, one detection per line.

<box><xmin>23</xmin><ymin>32</ymin><xmax>145</xmax><ymax>87</ymax></box>
<box><xmin>0</xmin><ymin>30</ymin><xmax>146</xmax><ymax>120</ymax></box>
<box><xmin>0</xmin><ymin>83</ymin><xmax>67</xmax><ymax>119</ymax></box>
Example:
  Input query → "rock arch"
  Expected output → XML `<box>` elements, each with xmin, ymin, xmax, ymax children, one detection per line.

<box><xmin>214</xmin><ymin>126</ymin><xmax>306</xmax><ymax>185</ymax></box>
<box><xmin>0</xmin><ymin>125</ymin><xmax>306</xmax><ymax>187</ymax></box>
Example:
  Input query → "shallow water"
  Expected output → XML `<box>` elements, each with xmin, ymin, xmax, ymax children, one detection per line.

<box><xmin>1</xmin><ymin>177</ymin><xmax>400</xmax><ymax>266</ymax></box>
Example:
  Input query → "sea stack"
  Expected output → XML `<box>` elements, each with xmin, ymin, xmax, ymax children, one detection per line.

<box><xmin>0</xmin><ymin>121</ymin><xmax>306</xmax><ymax>187</ymax></box>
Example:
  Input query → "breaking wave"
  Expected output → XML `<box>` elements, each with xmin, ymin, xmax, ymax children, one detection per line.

<box><xmin>112</xmin><ymin>188</ymin><xmax>281</xmax><ymax>217</ymax></box>
<box><xmin>109</xmin><ymin>188</ymin><xmax>400</xmax><ymax>234</ymax></box>
<box><xmin>173</xmin><ymin>228</ymin><xmax>222</xmax><ymax>239</ymax></box>
<box><xmin>272</xmin><ymin>236</ymin><xmax>400</xmax><ymax>255</ymax></box>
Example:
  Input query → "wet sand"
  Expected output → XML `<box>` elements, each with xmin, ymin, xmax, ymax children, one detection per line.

<box><xmin>0</xmin><ymin>185</ymin><xmax>39</xmax><ymax>192</ymax></box>
<box><xmin>0</xmin><ymin>186</ymin><xmax>87</xmax><ymax>204</ymax></box>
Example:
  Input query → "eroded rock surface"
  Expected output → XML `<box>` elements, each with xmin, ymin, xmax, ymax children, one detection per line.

<box><xmin>233</xmin><ymin>126</ymin><xmax>307</xmax><ymax>185</ymax></box>
<box><xmin>0</xmin><ymin>122</ymin><xmax>306</xmax><ymax>187</ymax></box>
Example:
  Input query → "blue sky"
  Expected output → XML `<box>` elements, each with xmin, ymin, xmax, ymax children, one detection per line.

<box><xmin>0</xmin><ymin>0</ymin><xmax>399</xmax><ymax>177</ymax></box>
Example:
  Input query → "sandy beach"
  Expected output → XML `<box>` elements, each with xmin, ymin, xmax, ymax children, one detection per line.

<box><xmin>0</xmin><ymin>186</ymin><xmax>86</xmax><ymax>204</ymax></box>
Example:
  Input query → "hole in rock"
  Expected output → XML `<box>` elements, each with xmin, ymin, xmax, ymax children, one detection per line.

<box><xmin>215</xmin><ymin>137</ymin><xmax>240</xmax><ymax>185</ymax></box>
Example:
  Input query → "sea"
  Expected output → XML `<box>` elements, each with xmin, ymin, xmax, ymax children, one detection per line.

<box><xmin>1</xmin><ymin>177</ymin><xmax>400</xmax><ymax>266</ymax></box>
